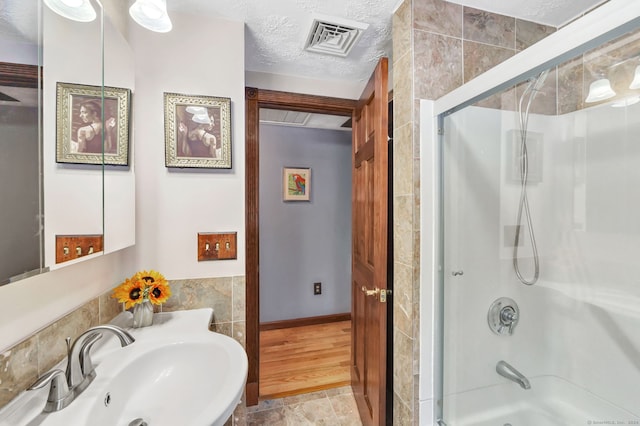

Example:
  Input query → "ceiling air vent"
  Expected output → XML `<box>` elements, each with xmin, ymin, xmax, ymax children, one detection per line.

<box><xmin>304</xmin><ymin>14</ymin><xmax>369</xmax><ymax>58</ymax></box>
<box><xmin>260</xmin><ymin>109</ymin><xmax>311</xmax><ymax>127</ymax></box>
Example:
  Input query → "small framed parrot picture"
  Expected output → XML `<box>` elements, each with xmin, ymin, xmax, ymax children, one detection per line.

<box><xmin>283</xmin><ymin>167</ymin><xmax>311</xmax><ymax>201</ymax></box>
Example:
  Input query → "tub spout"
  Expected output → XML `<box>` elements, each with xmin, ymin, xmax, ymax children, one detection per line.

<box><xmin>496</xmin><ymin>360</ymin><xmax>531</xmax><ymax>390</ymax></box>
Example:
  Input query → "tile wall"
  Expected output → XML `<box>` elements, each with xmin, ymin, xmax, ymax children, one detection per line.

<box><xmin>392</xmin><ymin>0</ymin><xmax>556</xmax><ymax>424</ymax></box>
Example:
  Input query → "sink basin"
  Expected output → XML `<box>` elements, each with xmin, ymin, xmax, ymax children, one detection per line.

<box><xmin>0</xmin><ymin>309</ymin><xmax>247</xmax><ymax>426</ymax></box>
<box><xmin>89</xmin><ymin>340</ymin><xmax>241</xmax><ymax>426</ymax></box>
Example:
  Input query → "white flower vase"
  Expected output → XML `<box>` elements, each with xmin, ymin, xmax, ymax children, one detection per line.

<box><xmin>132</xmin><ymin>299</ymin><xmax>154</xmax><ymax>328</ymax></box>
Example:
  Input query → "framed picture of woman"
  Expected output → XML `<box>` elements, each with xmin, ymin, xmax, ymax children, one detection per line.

<box><xmin>163</xmin><ymin>92</ymin><xmax>232</xmax><ymax>169</ymax></box>
<box><xmin>55</xmin><ymin>82</ymin><xmax>131</xmax><ymax>166</ymax></box>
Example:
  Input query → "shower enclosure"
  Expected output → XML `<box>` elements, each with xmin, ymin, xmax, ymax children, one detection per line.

<box><xmin>433</xmin><ymin>2</ymin><xmax>640</xmax><ymax>424</ymax></box>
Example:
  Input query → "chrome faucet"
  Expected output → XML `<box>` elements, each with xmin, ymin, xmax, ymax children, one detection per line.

<box><xmin>496</xmin><ymin>360</ymin><xmax>531</xmax><ymax>390</ymax></box>
<box><xmin>28</xmin><ymin>324</ymin><xmax>134</xmax><ymax>413</ymax></box>
<box><xmin>66</xmin><ymin>325</ymin><xmax>135</xmax><ymax>393</ymax></box>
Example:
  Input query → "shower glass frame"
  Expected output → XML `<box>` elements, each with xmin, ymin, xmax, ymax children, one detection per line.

<box><xmin>428</xmin><ymin>1</ymin><xmax>640</xmax><ymax>424</ymax></box>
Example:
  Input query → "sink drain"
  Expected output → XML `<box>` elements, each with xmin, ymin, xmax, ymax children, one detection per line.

<box><xmin>128</xmin><ymin>419</ymin><xmax>148</xmax><ymax>426</ymax></box>
<box><xmin>104</xmin><ymin>393</ymin><xmax>111</xmax><ymax>407</ymax></box>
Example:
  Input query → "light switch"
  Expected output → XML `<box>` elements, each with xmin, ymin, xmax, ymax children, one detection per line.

<box><xmin>198</xmin><ymin>232</ymin><xmax>237</xmax><ymax>261</ymax></box>
<box><xmin>56</xmin><ymin>235</ymin><xmax>103</xmax><ymax>264</ymax></box>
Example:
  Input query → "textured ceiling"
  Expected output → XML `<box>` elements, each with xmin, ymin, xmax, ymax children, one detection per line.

<box><xmin>0</xmin><ymin>1</ymin><xmax>37</xmax><ymax>43</ymax></box>
<box><xmin>167</xmin><ymin>0</ymin><xmax>399</xmax><ymax>83</ymax></box>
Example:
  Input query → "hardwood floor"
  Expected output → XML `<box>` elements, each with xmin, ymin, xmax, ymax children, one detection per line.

<box><xmin>259</xmin><ymin>320</ymin><xmax>351</xmax><ymax>399</ymax></box>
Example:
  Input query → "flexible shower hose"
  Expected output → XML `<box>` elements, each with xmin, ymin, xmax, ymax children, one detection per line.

<box><xmin>512</xmin><ymin>71</ymin><xmax>547</xmax><ymax>285</ymax></box>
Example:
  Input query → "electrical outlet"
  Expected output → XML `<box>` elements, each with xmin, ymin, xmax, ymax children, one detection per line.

<box><xmin>314</xmin><ymin>282</ymin><xmax>322</xmax><ymax>295</ymax></box>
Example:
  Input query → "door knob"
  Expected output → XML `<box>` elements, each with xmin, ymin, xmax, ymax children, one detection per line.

<box><xmin>361</xmin><ymin>286</ymin><xmax>379</xmax><ymax>297</ymax></box>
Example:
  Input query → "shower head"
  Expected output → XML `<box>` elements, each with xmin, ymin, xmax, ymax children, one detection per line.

<box><xmin>530</xmin><ymin>70</ymin><xmax>549</xmax><ymax>92</ymax></box>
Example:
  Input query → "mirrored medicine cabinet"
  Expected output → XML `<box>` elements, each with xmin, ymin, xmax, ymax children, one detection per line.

<box><xmin>0</xmin><ymin>0</ymin><xmax>135</xmax><ymax>286</ymax></box>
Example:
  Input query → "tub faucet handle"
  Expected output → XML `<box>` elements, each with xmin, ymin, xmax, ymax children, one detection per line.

<box><xmin>500</xmin><ymin>306</ymin><xmax>518</xmax><ymax>332</ymax></box>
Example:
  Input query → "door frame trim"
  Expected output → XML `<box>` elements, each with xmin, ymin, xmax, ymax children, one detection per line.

<box><xmin>244</xmin><ymin>87</ymin><xmax>357</xmax><ymax>405</ymax></box>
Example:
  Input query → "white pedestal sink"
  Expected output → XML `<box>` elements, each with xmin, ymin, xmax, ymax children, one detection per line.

<box><xmin>0</xmin><ymin>309</ymin><xmax>248</xmax><ymax>426</ymax></box>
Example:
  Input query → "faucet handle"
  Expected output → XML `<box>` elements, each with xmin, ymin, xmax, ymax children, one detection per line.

<box><xmin>28</xmin><ymin>369</ymin><xmax>74</xmax><ymax>412</ymax></box>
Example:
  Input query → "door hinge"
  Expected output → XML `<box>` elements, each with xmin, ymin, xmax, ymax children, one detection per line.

<box><xmin>438</xmin><ymin>127</ymin><xmax>444</xmax><ymax>135</ymax></box>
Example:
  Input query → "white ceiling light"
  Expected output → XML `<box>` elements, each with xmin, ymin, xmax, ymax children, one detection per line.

<box><xmin>629</xmin><ymin>65</ymin><xmax>640</xmax><ymax>90</ymax></box>
<box><xmin>129</xmin><ymin>0</ymin><xmax>172</xmax><ymax>33</ymax></box>
<box><xmin>43</xmin><ymin>0</ymin><xmax>96</xmax><ymax>22</ymax></box>
<box><xmin>585</xmin><ymin>78</ymin><xmax>616</xmax><ymax>103</ymax></box>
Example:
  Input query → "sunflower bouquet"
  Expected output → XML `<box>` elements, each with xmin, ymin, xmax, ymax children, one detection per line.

<box><xmin>112</xmin><ymin>270</ymin><xmax>171</xmax><ymax>309</ymax></box>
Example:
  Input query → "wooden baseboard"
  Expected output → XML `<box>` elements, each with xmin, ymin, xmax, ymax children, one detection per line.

<box><xmin>260</xmin><ymin>313</ymin><xmax>351</xmax><ymax>331</ymax></box>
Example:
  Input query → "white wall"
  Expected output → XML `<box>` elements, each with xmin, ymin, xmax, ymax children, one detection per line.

<box><xmin>259</xmin><ymin>124</ymin><xmax>352</xmax><ymax>322</ymax></box>
<box><xmin>130</xmin><ymin>13</ymin><xmax>245</xmax><ymax>279</ymax></box>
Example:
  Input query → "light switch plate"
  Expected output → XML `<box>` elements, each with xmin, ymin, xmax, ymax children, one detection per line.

<box><xmin>198</xmin><ymin>232</ymin><xmax>237</xmax><ymax>261</ymax></box>
<box><xmin>55</xmin><ymin>234</ymin><xmax>103</xmax><ymax>264</ymax></box>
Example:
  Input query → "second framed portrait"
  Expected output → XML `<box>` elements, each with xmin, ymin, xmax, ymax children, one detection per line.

<box><xmin>164</xmin><ymin>92</ymin><xmax>232</xmax><ymax>169</ymax></box>
<box><xmin>56</xmin><ymin>82</ymin><xmax>131</xmax><ymax>166</ymax></box>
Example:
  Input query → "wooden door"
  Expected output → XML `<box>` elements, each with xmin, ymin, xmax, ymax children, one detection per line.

<box><xmin>351</xmin><ymin>57</ymin><xmax>389</xmax><ymax>426</ymax></box>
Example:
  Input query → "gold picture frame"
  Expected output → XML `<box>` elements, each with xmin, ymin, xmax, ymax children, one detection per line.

<box><xmin>56</xmin><ymin>82</ymin><xmax>131</xmax><ymax>166</ymax></box>
<box><xmin>163</xmin><ymin>92</ymin><xmax>232</xmax><ymax>168</ymax></box>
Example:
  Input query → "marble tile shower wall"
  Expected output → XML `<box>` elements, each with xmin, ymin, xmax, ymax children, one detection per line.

<box><xmin>0</xmin><ymin>276</ymin><xmax>245</xmax><ymax>410</ymax></box>
<box><xmin>392</xmin><ymin>0</ymin><xmax>556</xmax><ymax>424</ymax></box>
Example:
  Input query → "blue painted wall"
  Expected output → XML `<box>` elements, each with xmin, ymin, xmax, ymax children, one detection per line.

<box><xmin>259</xmin><ymin>124</ymin><xmax>352</xmax><ymax>322</ymax></box>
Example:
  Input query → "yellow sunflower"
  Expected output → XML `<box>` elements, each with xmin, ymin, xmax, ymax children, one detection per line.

<box><xmin>112</xmin><ymin>277</ymin><xmax>144</xmax><ymax>309</ymax></box>
<box><xmin>149</xmin><ymin>281</ymin><xmax>172</xmax><ymax>305</ymax></box>
<box><xmin>133</xmin><ymin>270</ymin><xmax>167</xmax><ymax>287</ymax></box>
<box><xmin>113</xmin><ymin>270</ymin><xmax>171</xmax><ymax>310</ymax></box>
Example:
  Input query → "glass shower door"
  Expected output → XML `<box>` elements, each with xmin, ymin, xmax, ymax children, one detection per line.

<box><xmin>439</xmin><ymin>27</ymin><xmax>640</xmax><ymax>426</ymax></box>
